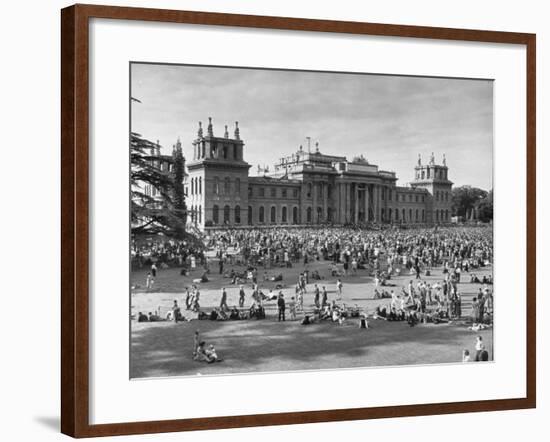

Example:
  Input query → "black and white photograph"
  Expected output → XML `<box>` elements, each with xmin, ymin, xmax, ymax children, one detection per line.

<box><xmin>130</xmin><ymin>63</ymin><xmax>494</xmax><ymax>379</ymax></box>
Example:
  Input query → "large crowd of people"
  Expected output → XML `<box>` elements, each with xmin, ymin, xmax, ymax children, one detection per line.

<box><xmin>133</xmin><ymin>225</ymin><xmax>494</xmax><ymax>363</ymax></box>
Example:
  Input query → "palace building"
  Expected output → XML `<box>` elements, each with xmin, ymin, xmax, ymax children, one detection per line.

<box><xmin>183</xmin><ymin>118</ymin><xmax>453</xmax><ymax>230</ymax></box>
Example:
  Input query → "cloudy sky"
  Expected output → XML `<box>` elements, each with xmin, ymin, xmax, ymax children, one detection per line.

<box><xmin>131</xmin><ymin>63</ymin><xmax>493</xmax><ymax>190</ymax></box>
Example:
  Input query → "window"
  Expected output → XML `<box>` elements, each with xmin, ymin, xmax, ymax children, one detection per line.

<box><xmin>435</xmin><ymin>210</ymin><xmax>439</xmax><ymax>222</ymax></box>
<box><xmin>307</xmin><ymin>183</ymin><xmax>312</xmax><ymax>198</ymax></box>
<box><xmin>234</xmin><ymin>205</ymin><xmax>241</xmax><ymax>224</ymax></box>
<box><xmin>212</xmin><ymin>205</ymin><xmax>219</xmax><ymax>224</ymax></box>
<box><xmin>389</xmin><ymin>190</ymin><xmax>392</xmax><ymax>201</ymax></box>
<box><xmin>223</xmin><ymin>145</ymin><xmax>228</xmax><ymax>159</ymax></box>
<box><xmin>415</xmin><ymin>195</ymin><xmax>418</xmax><ymax>203</ymax></box>
<box><xmin>282</xmin><ymin>188</ymin><xmax>287</xmax><ymax>198</ymax></box>
<box><xmin>235</xmin><ymin>178</ymin><xmax>241</xmax><ymax>195</ymax></box>
<box><xmin>248</xmin><ymin>206</ymin><xmax>252</xmax><ymax>225</ymax></box>
<box><xmin>214</xmin><ymin>177</ymin><xmax>219</xmax><ymax>195</ymax></box>
<box><xmin>271</xmin><ymin>187</ymin><xmax>276</xmax><ymax>197</ymax></box>
<box><xmin>282</xmin><ymin>206</ymin><xmax>287</xmax><ymax>222</ymax></box>
<box><xmin>259</xmin><ymin>206</ymin><xmax>265</xmax><ymax>223</ymax></box>
<box><xmin>270</xmin><ymin>206</ymin><xmax>276</xmax><ymax>223</ymax></box>
<box><xmin>223</xmin><ymin>205</ymin><xmax>230</xmax><ymax>224</ymax></box>
<box><xmin>191</xmin><ymin>178</ymin><xmax>194</xmax><ymax>195</ymax></box>
<box><xmin>293</xmin><ymin>188</ymin><xmax>299</xmax><ymax>198</ymax></box>
<box><xmin>402</xmin><ymin>208</ymin><xmax>406</xmax><ymax>222</ymax></box>
<box><xmin>198</xmin><ymin>206</ymin><xmax>202</xmax><ymax>224</ymax></box>
<box><xmin>409</xmin><ymin>209</ymin><xmax>413</xmax><ymax>222</ymax></box>
<box><xmin>422</xmin><ymin>210</ymin><xmax>425</xmax><ymax>222</ymax></box>
<box><xmin>224</xmin><ymin>177</ymin><xmax>231</xmax><ymax>195</ymax></box>
<box><xmin>307</xmin><ymin>207</ymin><xmax>312</xmax><ymax>223</ymax></box>
<box><xmin>259</xmin><ymin>187</ymin><xmax>265</xmax><ymax>197</ymax></box>
<box><xmin>248</xmin><ymin>187</ymin><xmax>252</xmax><ymax>197</ymax></box>
<box><xmin>293</xmin><ymin>206</ymin><xmax>298</xmax><ymax>224</ymax></box>
<box><xmin>381</xmin><ymin>208</ymin><xmax>385</xmax><ymax>221</ymax></box>
<box><xmin>415</xmin><ymin>209</ymin><xmax>419</xmax><ymax>222</ymax></box>
<box><xmin>409</xmin><ymin>195</ymin><xmax>412</xmax><ymax>202</ymax></box>
<box><xmin>198</xmin><ymin>177</ymin><xmax>202</xmax><ymax>194</ymax></box>
<box><xmin>317</xmin><ymin>207</ymin><xmax>322</xmax><ymax>223</ymax></box>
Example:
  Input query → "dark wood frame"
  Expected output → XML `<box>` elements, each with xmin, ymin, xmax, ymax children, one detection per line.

<box><xmin>61</xmin><ymin>3</ymin><xmax>536</xmax><ymax>438</ymax></box>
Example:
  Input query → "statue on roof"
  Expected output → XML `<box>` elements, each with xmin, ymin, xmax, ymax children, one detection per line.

<box><xmin>418</xmin><ymin>153</ymin><xmax>421</xmax><ymax>166</ymax></box>
<box><xmin>429</xmin><ymin>152</ymin><xmax>435</xmax><ymax>165</ymax></box>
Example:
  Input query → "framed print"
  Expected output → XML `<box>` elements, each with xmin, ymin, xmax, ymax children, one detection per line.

<box><xmin>61</xmin><ymin>3</ymin><xmax>536</xmax><ymax>438</ymax></box>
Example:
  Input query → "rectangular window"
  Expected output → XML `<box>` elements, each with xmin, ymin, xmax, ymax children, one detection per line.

<box><xmin>271</xmin><ymin>187</ymin><xmax>276</xmax><ymax>197</ymax></box>
<box><xmin>282</xmin><ymin>188</ymin><xmax>287</xmax><ymax>198</ymax></box>
<box><xmin>259</xmin><ymin>187</ymin><xmax>265</xmax><ymax>197</ymax></box>
<box><xmin>293</xmin><ymin>188</ymin><xmax>299</xmax><ymax>198</ymax></box>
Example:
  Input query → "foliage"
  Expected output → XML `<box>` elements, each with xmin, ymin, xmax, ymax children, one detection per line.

<box><xmin>451</xmin><ymin>185</ymin><xmax>490</xmax><ymax>220</ymax></box>
<box><xmin>131</xmin><ymin>132</ymin><xmax>187</xmax><ymax>238</ymax></box>
<box><xmin>477</xmin><ymin>189</ymin><xmax>493</xmax><ymax>222</ymax></box>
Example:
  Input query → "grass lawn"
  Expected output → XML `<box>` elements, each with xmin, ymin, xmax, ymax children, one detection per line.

<box><xmin>130</xmin><ymin>259</ymin><xmax>493</xmax><ymax>378</ymax></box>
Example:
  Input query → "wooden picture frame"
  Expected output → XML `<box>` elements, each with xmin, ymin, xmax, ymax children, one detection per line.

<box><xmin>61</xmin><ymin>3</ymin><xmax>536</xmax><ymax>438</ymax></box>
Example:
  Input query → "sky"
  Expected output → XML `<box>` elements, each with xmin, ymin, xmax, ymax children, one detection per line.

<box><xmin>131</xmin><ymin>63</ymin><xmax>493</xmax><ymax>190</ymax></box>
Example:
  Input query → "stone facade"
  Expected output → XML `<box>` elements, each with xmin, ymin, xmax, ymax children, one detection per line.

<box><xmin>183</xmin><ymin>119</ymin><xmax>453</xmax><ymax>230</ymax></box>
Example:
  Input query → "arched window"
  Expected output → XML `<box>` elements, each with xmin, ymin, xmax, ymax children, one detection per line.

<box><xmin>422</xmin><ymin>210</ymin><xmax>425</xmax><ymax>222</ymax></box>
<box><xmin>282</xmin><ymin>206</ymin><xmax>287</xmax><ymax>222</ymax></box>
<box><xmin>381</xmin><ymin>208</ymin><xmax>385</xmax><ymax>222</ymax></box>
<box><xmin>402</xmin><ymin>208</ymin><xmax>406</xmax><ymax>222</ymax></box>
<box><xmin>248</xmin><ymin>206</ymin><xmax>253</xmax><ymax>225</ymax></box>
<box><xmin>259</xmin><ymin>206</ymin><xmax>265</xmax><ymax>223</ymax></box>
<box><xmin>235</xmin><ymin>178</ymin><xmax>241</xmax><ymax>195</ymax></box>
<box><xmin>223</xmin><ymin>146</ymin><xmax>228</xmax><ymax>159</ymax></box>
<box><xmin>234</xmin><ymin>205</ymin><xmax>241</xmax><ymax>224</ymax></box>
<box><xmin>270</xmin><ymin>206</ymin><xmax>276</xmax><ymax>223</ymax></box>
<box><xmin>415</xmin><ymin>209</ymin><xmax>419</xmax><ymax>222</ymax></box>
<box><xmin>212</xmin><ymin>205</ymin><xmax>219</xmax><ymax>224</ymax></box>
<box><xmin>198</xmin><ymin>177</ymin><xmax>202</xmax><ymax>194</ymax></box>
<box><xmin>446</xmin><ymin>209</ymin><xmax>449</xmax><ymax>220</ymax></box>
<box><xmin>388</xmin><ymin>208</ymin><xmax>392</xmax><ymax>221</ymax></box>
<box><xmin>223</xmin><ymin>205</ymin><xmax>230</xmax><ymax>224</ymax></box>
<box><xmin>395</xmin><ymin>209</ymin><xmax>398</xmax><ymax>221</ymax></box>
<box><xmin>214</xmin><ymin>177</ymin><xmax>219</xmax><ymax>195</ymax></box>
<box><xmin>327</xmin><ymin>207</ymin><xmax>333</xmax><ymax>222</ymax></box>
<box><xmin>307</xmin><ymin>207</ymin><xmax>312</xmax><ymax>223</ymax></box>
<box><xmin>409</xmin><ymin>209</ymin><xmax>413</xmax><ymax>222</ymax></box>
<box><xmin>435</xmin><ymin>210</ymin><xmax>439</xmax><ymax>222</ymax></box>
<box><xmin>293</xmin><ymin>206</ymin><xmax>298</xmax><ymax>224</ymax></box>
<box><xmin>224</xmin><ymin>177</ymin><xmax>231</xmax><ymax>195</ymax></box>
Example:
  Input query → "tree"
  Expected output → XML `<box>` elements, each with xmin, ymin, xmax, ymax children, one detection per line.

<box><xmin>131</xmin><ymin>132</ymin><xmax>187</xmax><ymax>238</ymax></box>
<box><xmin>451</xmin><ymin>185</ymin><xmax>488</xmax><ymax>218</ymax></box>
<box><xmin>477</xmin><ymin>189</ymin><xmax>493</xmax><ymax>222</ymax></box>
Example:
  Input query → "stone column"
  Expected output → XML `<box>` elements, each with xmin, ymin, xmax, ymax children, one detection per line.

<box><xmin>312</xmin><ymin>181</ymin><xmax>318</xmax><ymax>224</ymax></box>
<box><xmin>322</xmin><ymin>182</ymin><xmax>328</xmax><ymax>222</ymax></box>
<box><xmin>344</xmin><ymin>183</ymin><xmax>351</xmax><ymax>221</ymax></box>
<box><xmin>365</xmin><ymin>184</ymin><xmax>370</xmax><ymax>222</ymax></box>
<box><xmin>353</xmin><ymin>183</ymin><xmax>359</xmax><ymax>223</ymax></box>
<box><xmin>373</xmin><ymin>186</ymin><xmax>380</xmax><ymax>222</ymax></box>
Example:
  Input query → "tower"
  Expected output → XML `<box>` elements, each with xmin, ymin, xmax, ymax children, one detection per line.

<box><xmin>186</xmin><ymin>118</ymin><xmax>250</xmax><ymax>229</ymax></box>
<box><xmin>411</xmin><ymin>153</ymin><xmax>453</xmax><ymax>224</ymax></box>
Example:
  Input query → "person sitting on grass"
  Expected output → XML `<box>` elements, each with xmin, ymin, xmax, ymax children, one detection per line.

<box><xmin>148</xmin><ymin>312</ymin><xmax>163</xmax><ymax>322</ymax></box>
<box><xmin>194</xmin><ymin>341</ymin><xmax>222</xmax><ymax>363</ymax></box>
<box><xmin>229</xmin><ymin>306</ymin><xmax>240</xmax><ymax>320</ymax></box>
<box><xmin>137</xmin><ymin>312</ymin><xmax>148</xmax><ymax>322</ymax></box>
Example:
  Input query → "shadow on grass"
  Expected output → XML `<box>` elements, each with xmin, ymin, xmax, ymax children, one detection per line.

<box><xmin>130</xmin><ymin>316</ymin><xmax>493</xmax><ymax>379</ymax></box>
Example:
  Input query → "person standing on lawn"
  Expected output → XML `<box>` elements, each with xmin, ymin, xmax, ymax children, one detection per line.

<box><xmin>277</xmin><ymin>292</ymin><xmax>286</xmax><ymax>321</ymax></box>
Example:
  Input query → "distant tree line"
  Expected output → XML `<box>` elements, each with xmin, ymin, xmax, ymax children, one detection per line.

<box><xmin>451</xmin><ymin>185</ymin><xmax>493</xmax><ymax>222</ymax></box>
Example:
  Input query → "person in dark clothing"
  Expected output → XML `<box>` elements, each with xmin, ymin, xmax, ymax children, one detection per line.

<box><xmin>277</xmin><ymin>292</ymin><xmax>286</xmax><ymax>321</ymax></box>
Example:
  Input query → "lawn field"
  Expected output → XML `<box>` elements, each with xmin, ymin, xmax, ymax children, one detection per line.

<box><xmin>130</xmin><ymin>257</ymin><xmax>493</xmax><ymax>378</ymax></box>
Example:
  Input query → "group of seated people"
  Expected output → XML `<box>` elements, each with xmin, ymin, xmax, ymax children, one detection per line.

<box><xmin>374</xmin><ymin>303</ymin><xmax>449</xmax><ymax>326</ymax></box>
<box><xmin>197</xmin><ymin>303</ymin><xmax>266</xmax><ymax>321</ymax></box>
<box><xmin>137</xmin><ymin>311</ymin><xmax>164</xmax><ymax>322</ymax></box>
<box><xmin>470</xmin><ymin>273</ymin><xmax>493</xmax><ymax>284</ymax></box>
